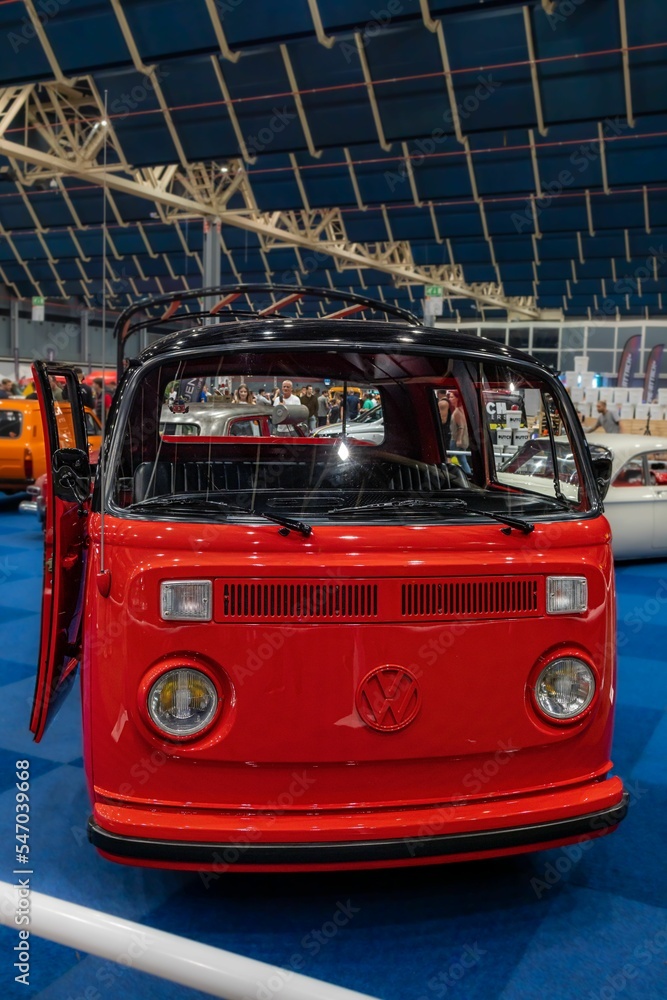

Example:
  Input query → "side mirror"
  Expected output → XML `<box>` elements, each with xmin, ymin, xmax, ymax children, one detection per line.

<box><xmin>52</xmin><ymin>448</ymin><xmax>90</xmax><ymax>503</ymax></box>
<box><xmin>591</xmin><ymin>453</ymin><xmax>613</xmax><ymax>501</ymax></box>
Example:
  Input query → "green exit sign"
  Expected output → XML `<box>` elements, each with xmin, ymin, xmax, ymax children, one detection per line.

<box><xmin>32</xmin><ymin>296</ymin><xmax>44</xmax><ymax>306</ymax></box>
<box><xmin>425</xmin><ymin>285</ymin><xmax>443</xmax><ymax>297</ymax></box>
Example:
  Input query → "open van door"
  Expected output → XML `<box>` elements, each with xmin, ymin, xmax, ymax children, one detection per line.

<box><xmin>30</xmin><ymin>363</ymin><xmax>91</xmax><ymax>741</ymax></box>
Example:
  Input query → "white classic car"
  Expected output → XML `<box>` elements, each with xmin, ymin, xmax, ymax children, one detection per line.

<box><xmin>501</xmin><ymin>434</ymin><xmax>667</xmax><ymax>560</ymax></box>
<box><xmin>312</xmin><ymin>404</ymin><xmax>385</xmax><ymax>444</ymax></box>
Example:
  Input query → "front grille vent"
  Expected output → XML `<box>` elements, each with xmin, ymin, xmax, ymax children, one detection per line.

<box><xmin>402</xmin><ymin>577</ymin><xmax>540</xmax><ymax>619</ymax></box>
<box><xmin>220</xmin><ymin>581</ymin><xmax>379</xmax><ymax>621</ymax></box>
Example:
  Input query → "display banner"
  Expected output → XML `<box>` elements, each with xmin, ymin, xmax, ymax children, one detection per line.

<box><xmin>616</xmin><ymin>334</ymin><xmax>642</xmax><ymax>387</ymax></box>
<box><xmin>643</xmin><ymin>344</ymin><xmax>665</xmax><ymax>403</ymax></box>
<box><xmin>179</xmin><ymin>377</ymin><xmax>206</xmax><ymax>401</ymax></box>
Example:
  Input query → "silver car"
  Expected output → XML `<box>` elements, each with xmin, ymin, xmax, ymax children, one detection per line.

<box><xmin>313</xmin><ymin>404</ymin><xmax>384</xmax><ymax>444</ymax></box>
<box><xmin>159</xmin><ymin>401</ymin><xmax>310</xmax><ymax>438</ymax></box>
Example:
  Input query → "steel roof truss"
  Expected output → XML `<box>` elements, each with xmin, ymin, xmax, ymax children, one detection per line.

<box><xmin>204</xmin><ymin>0</ymin><xmax>240</xmax><ymax>63</ymax></box>
<box><xmin>344</xmin><ymin>148</ymin><xmax>367</xmax><ymax>211</ymax></box>
<box><xmin>307</xmin><ymin>0</ymin><xmax>336</xmax><ymax>48</ymax></box>
<box><xmin>0</xmin><ymin>133</ymin><xmax>544</xmax><ymax>317</ymax></box>
<box><xmin>617</xmin><ymin>0</ymin><xmax>635</xmax><ymax>128</ymax></box>
<box><xmin>354</xmin><ymin>34</ymin><xmax>391</xmax><ymax>152</ymax></box>
<box><xmin>280</xmin><ymin>45</ymin><xmax>322</xmax><ymax>159</ymax></box>
<box><xmin>523</xmin><ymin>7</ymin><xmax>547</xmax><ymax>137</ymax></box>
<box><xmin>0</xmin><ymin>86</ymin><xmax>32</xmax><ymax>139</ymax></box>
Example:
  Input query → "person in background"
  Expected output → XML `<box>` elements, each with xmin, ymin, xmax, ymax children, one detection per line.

<box><xmin>48</xmin><ymin>376</ymin><xmax>63</xmax><ymax>400</ymax></box>
<box><xmin>328</xmin><ymin>393</ymin><xmax>342</xmax><ymax>424</ymax></box>
<box><xmin>234</xmin><ymin>384</ymin><xmax>256</xmax><ymax>404</ymax></box>
<box><xmin>345</xmin><ymin>390</ymin><xmax>360</xmax><ymax>421</ymax></box>
<box><xmin>73</xmin><ymin>367</ymin><xmax>95</xmax><ymax>409</ymax></box>
<box><xmin>437</xmin><ymin>390</ymin><xmax>452</xmax><ymax>452</ymax></box>
<box><xmin>0</xmin><ymin>378</ymin><xmax>15</xmax><ymax>397</ymax></box>
<box><xmin>273</xmin><ymin>380</ymin><xmax>302</xmax><ymax>407</ymax></box>
<box><xmin>586</xmin><ymin>400</ymin><xmax>620</xmax><ymax>434</ymax></box>
<box><xmin>317</xmin><ymin>387</ymin><xmax>330</xmax><ymax>427</ymax></box>
<box><xmin>449</xmin><ymin>390</ymin><xmax>471</xmax><ymax>475</ymax></box>
<box><xmin>92</xmin><ymin>377</ymin><xmax>113</xmax><ymax>419</ymax></box>
<box><xmin>361</xmin><ymin>391</ymin><xmax>375</xmax><ymax>411</ymax></box>
<box><xmin>300</xmin><ymin>384</ymin><xmax>319</xmax><ymax>431</ymax></box>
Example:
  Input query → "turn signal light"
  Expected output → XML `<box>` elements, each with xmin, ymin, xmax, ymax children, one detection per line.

<box><xmin>160</xmin><ymin>580</ymin><xmax>212</xmax><ymax>621</ymax></box>
<box><xmin>546</xmin><ymin>576</ymin><xmax>587</xmax><ymax>614</ymax></box>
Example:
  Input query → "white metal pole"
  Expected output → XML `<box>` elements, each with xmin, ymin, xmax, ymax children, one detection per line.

<box><xmin>0</xmin><ymin>882</ymin><xmax>380</xmax><ymax>1000</ymax></box>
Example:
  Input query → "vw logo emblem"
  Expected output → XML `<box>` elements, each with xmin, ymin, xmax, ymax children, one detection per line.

<box><xmin>356</xmin><ymin>665</ymin><xmax>421</xmax><ymax>732</ymax></box>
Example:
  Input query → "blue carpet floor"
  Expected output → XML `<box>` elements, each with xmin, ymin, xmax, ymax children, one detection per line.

<box><xmin>0</xmin><ymin>507</ymin><xmax>665</xmax><ymax>1000</ymax></box>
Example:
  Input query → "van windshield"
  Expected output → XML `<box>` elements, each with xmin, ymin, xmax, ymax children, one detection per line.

<box><xmin>106</xmin><ymin>350</ymin><xmax>590</xmax><ymax>523</ymax></box>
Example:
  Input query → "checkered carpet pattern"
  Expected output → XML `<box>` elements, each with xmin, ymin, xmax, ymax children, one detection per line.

<box><xmin>0</xmin><ymin>505</ymin><xmax>665</xmax><ymax>999</ymax></box>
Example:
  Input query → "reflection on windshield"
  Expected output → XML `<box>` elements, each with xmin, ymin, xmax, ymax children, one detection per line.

<box><xmin>108</xmin><ymin>357</ymin><xmax>588</xmax><ymax>522</ymax></box>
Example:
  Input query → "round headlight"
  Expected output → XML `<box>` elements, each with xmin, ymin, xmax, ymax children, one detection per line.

<box><xmin>147</xmin><ymin>668</ymin><xmax>218</xmax><ymax>738</ymax></box>
<box><xmin>534</xmin><ymin>657</ymin><xmax>595</xmax><ymax>720</ymax></box>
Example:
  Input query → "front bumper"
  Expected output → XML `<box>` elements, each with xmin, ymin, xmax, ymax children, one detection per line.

<box><xmin>88</xmin><ymin>779</ymin><xmax>628</xmax><ymax>871</ymax></box>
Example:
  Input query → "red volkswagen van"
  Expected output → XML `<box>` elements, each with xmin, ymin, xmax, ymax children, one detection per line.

<box><xmin>30</xmin><ymin>285</ymin><xmax>627</xmax><ymax>871</ymax></box>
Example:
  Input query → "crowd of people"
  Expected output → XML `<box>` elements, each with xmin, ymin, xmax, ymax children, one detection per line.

<box><xmin>0</xmin><ymin>368</ymin><xmax>116</xmax><ymax>420</ymax></box>
<box><xmin>170</xmin><ymin>379</ymin><xmax>381</xmax><ymax>433</ymax></box>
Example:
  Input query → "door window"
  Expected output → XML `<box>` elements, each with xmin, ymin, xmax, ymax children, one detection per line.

<box><xmin>646</xmin><ymin>451</ymin><xmax>667</xmax><ymax>484</ymax></box>
<box><xmin>613</xmin><ymin>458</ymin><xmax>646</xmax><ymax>487</ymax></box>
<box><xmin>0</xmin><ymin>410</ymin><xmax>22</xmax><ymax>438</ymax></box>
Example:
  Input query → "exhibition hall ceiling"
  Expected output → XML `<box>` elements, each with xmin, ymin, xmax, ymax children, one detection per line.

<box><xmin>0</xmin><ymin>0</ymin><xmax>665</xmax><ymax>321</ymax></box>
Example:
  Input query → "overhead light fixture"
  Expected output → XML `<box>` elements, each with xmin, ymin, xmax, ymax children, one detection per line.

<box><xmin>220</xmin><ymin>165</ymin><xmax>229</xmax><ymax>174</ymax></box>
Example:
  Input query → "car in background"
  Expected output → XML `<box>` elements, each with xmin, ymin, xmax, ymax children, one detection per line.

<box><xmin>1</xmin><ymin>397</ymin><xmax>101</xmax><ymax>494</ymax></box>
<box><xmin>500</xmin><ymin>434</ymin><xmax>667</xmax><ymax>560</ymax></box>
<box><xmin>313</xmin><ymin>404</ymin><xmax>384</xmax><ymax>444</ymax></box>
<box><xmin>159</xmin><ymin>401</ymin><xmax>310</xmax><ymax>438</ymax></box>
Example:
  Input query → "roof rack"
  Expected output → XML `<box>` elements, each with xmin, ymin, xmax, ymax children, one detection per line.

<box><xmin>114</xmin><ymin>283</ymin><xmax>421</xmax><ymax>376</ymax></box>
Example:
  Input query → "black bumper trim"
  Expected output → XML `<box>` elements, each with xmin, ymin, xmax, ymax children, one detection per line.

<box><xmin>88</xmin><ymin>791</ymin><xmax>628</xmax><ymax>866</ymax></box>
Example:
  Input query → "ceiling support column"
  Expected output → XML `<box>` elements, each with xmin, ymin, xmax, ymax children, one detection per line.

<box><xmin>10</xmin><ymin>299</ymin><xmax>20</xmax><ymax>382</ymax></box>
<box><xmin>202</xmin><ymin>219</ymin><xmax>222</xmax><ymax>323</ymax></box>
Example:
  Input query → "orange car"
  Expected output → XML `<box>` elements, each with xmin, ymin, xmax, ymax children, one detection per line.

<box><xmin>0</xmin><ymin>397</ymin><xmax>101</xmax><ymax>493</ymax></box>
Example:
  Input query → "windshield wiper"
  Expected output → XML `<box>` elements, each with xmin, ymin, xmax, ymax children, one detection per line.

<box><xmin>127</xmin><ymin>494</ymin><xmax>247</xmax><ymax>515</ymax></box>
<box><xmin>465</xmin><ymin>508</ymin><xmax>535</xmax><ymax>534</ymax></box>
<box><xmin>126</xmin><ymin>493</ymin><xmax>312</xmax><ymax>536</ymax></box>
<box><xmin>328</xmin><ymin>497</ymin><xmax>534</xmax><ymax>534</ymax></box>
<box><xmin>259</xmin><ymin>511</ymin><xmax>312</xmax><ymax>537</ymax></box>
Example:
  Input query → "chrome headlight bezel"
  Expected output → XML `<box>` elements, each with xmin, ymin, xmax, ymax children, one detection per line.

<box><xmin>146</xmin><ymin>666</ymin><xmax>219</xmax><ymax>740</ymax></box>
<box><xmin>533</xmin><ymin>656</ymin><xmax>596</xmax><ymax>722</ymax></box>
